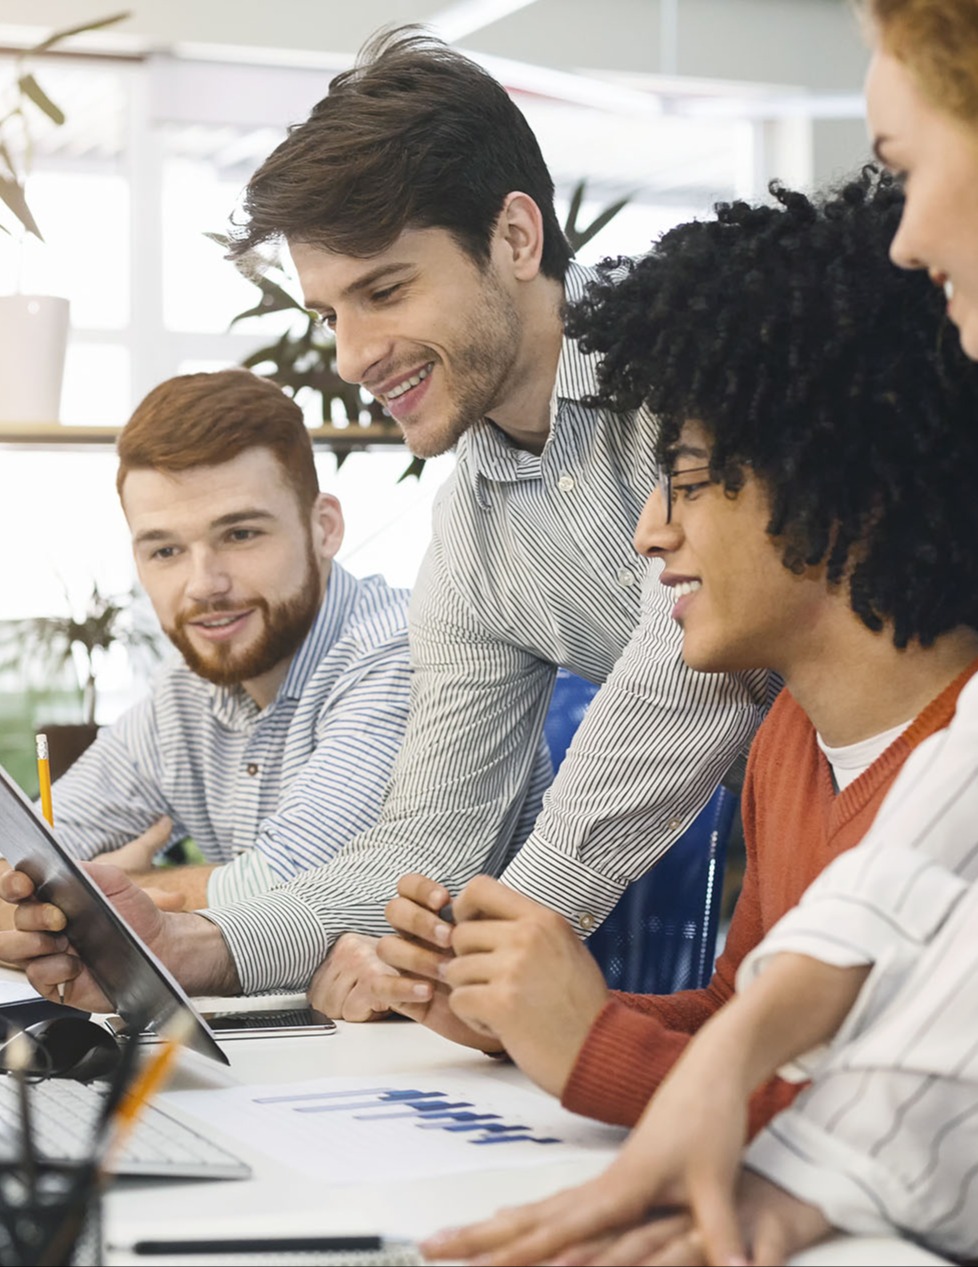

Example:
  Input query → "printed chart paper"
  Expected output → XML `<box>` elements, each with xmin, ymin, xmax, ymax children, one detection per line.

<box><xmin>161</xmin><ymin>1070</ymin><xmax>627</xmax><ymax>1184</ymax></box>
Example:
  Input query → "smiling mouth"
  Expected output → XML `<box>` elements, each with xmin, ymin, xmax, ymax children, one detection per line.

<box><xmin>670</xmin><ymin>580</ymin><xmax>702</xmax><ymax>599</ymax></box>
<box><xmin>384</xmin><ymin>362</ymin><xmax>434</xmax><ymax>401</ymax></box>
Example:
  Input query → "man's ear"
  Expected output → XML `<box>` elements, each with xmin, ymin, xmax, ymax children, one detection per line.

<box><xmin>311</xmin><ymin>492</ymin><xmax>344</xmax><ymax>562</ymax></box>
<box><xmin>493</xmin><ymin>191</ymin><xmax>546</xmax><ymax>281</ymax></box>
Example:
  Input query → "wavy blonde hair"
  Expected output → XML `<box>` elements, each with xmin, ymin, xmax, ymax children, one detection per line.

<box><xmin>864</xmin><ymin>0</ymin><xmax>978</xmax><ymax>123</ymax></box>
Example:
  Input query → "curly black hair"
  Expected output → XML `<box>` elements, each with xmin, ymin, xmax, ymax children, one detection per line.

<box><xmin>565</xmin><ymin>167</ymin><xmax>978</xmax><ymax>649</ymax></box>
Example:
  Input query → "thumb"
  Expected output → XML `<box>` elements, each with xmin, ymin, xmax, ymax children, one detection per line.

<box><xmin>142</xmin><ymin>885</ymin><xmax>186</xmax><ymax>913</ymax></box>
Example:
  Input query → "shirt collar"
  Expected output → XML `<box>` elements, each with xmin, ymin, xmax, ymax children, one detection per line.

<box><xmin>463</xmin><ymin>261</ymin><xmax>604</xmax><ymax>491</ymax></box>
<box><xmin>210</xmin><ymin>562</ymin><xmax>357</xmax><ymax>726</ymax></box>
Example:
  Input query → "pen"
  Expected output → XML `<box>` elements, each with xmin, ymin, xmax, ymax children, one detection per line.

<box><xmin>129</xmin><ymin>1235</ymin><xmax>402</xmax><ymax>1254</ymax></box>
<box><xmin>35</xmin><ymin>734</ymin><xmax>66</xmax><ymax>1006</ymax></box>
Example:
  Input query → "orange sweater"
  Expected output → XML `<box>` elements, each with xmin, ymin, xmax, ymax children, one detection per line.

<box><xmin>561</xmin><ymin>659</ymin><xmax>978</xmax><ymax>1132</ymax></box>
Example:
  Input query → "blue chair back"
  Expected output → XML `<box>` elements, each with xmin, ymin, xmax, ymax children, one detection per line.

<box><xmin>543</xmin><ymin>668</ymin><xmax>737</xmax><ymax>994</ymax></box>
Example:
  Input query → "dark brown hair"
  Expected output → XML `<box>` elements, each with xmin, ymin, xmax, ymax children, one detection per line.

<box><xmin>227</xmin><ymin>25</ymin><xmax>572</xmax><ymax>280</ymax></box>
<box><xmin>116</xmin><ymin>369</ymin><xmax>320</xmax><ymax>513</ymax></box>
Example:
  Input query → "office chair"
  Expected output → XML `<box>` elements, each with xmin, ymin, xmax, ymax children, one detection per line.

<box><xmin>543</xmin><ymin>667</ymin><xmax>738</xmax><ymax>995</ymax></box>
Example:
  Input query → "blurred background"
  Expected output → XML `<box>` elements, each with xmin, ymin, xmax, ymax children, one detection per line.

<box><xmin>0</xmin><ymin>0</ymin><xmax>871</xmax><ymax>785</ymax></box>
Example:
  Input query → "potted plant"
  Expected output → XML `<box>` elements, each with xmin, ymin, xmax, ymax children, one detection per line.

<box><xmin>0</xmin><ymin>581</ymin><xmax>163</xmax><ymax>781</ymax></box>
<box><xmin>0</xmin><ymin>10</ymin><xmax>129</xmax><ymax>423</ymax></box>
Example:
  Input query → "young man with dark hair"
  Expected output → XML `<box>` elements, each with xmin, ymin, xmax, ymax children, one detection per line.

<box><xmin>373</xmin><ymin>171</ymin><xmax>978</xmax><ymax>1177</ymax></box>
<box><xmin>0</xmin><ymin>26</ymin><xmax>771</xmax><ymax>1006</ymax></box>
<box><xmin>24</xmin><ymin>367</ymin><xmax>475</xmax><ymax>912</ymax></box>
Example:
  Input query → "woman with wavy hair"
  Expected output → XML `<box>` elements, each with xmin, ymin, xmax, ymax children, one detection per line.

<box><xmin>420</xmin><ymin>4</ymin><xmax>978</xmax><ymax>1265</ymax></box>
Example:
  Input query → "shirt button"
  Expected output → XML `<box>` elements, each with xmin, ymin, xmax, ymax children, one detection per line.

<box><xmin>557</xmin><ymin>474</ymin><xmax>576</xmax><ymax>493</ymax></box>
<box><xmin>667</xmin><ymin>816</ymin><xmax>683</xmax><ymax>832</ymax></box>
<box><xmin>246</xmin><ymin>763</ymin><xmax>259</xmax><ymax>777</ymax></box>
<box><xmin>578</xmin><ymin>912</ymin><xmax>597</xmax><ymax>932</ymax></box>
<box><xmin>617</xmin><ymin>568</ymin><xmax>636</xmax><ymax>588</ymax></box>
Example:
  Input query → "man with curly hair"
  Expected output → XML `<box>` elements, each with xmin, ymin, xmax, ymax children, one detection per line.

<box><xmin>374</xmin><ymin>170</ymin><xmax>978</xmax><ymax>1228</ymax></box>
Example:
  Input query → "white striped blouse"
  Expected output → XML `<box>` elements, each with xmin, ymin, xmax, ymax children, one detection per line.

<box><xmin>49</xmin><ymin>564</ymin><xmax>420</xmax><ymax>904</ymax></box>
<box><xmin>741</xmin><ymin>673</ymin><xmax>978</xmax><ymax>1262</ymax></box>
<box><xmin>204</xmin><ymin>262</ymin><xmax>776</xmax><ymax>992</ymax></box>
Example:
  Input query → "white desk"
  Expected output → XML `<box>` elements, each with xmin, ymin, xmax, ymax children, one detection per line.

<box><xmin>103</xmin><ymin>1018</ymin><xmax>626</xmax><ymax>1263</ymax></box>
<box><xmin>100</xmin><ymin>1018</ymin><xmax>953</xmax><ymax>1267</ymax></box>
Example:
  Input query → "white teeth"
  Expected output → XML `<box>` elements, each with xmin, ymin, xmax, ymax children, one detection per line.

<box><xmin>945</xmin><ymin>278</ymin><xmax>955</xmax><ymax>301</ymax></box>
<box><xmin>200</xmin><ymin>615</ymin><xmax>239</xmax><ymax>628</ymax></box>
<box><xmin>386</xmin><ymin>363</ymin><xmax>432</xmax><ymax>399</ymax></box>
<box><xmin>671</xmin><ymin>580</ymin><xmax>702</xmax><ymax>599</ymax></box>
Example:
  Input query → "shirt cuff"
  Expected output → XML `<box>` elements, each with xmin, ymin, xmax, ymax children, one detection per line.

<box><xmin>201</xmin><ymin>887</ymin><xmax>331</xmax><ymax>993</ymax></box>
<box><xmin>501</xmin><ymin>834</ymin><xmax>626</xmax><ymax>937</ymax></box>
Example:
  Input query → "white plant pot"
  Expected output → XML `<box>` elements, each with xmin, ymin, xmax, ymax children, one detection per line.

<box><xmin>0</xmin><ymin>293</ymin><xmax>70</xmax><ymax>423</ymax></box>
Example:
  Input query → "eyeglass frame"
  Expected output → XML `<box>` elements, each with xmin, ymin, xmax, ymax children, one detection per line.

<box><xmin>660</xmin><ymin>463</ymin><xmax>714</xmax><ymax>524</ymax></box>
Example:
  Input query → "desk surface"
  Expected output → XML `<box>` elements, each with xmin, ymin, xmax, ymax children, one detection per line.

<box><xmin>0</xmin><ymin>972</ymin><xmax>952</xmax><ymax>1267</ymax></box>
<box><xmin>104</xmin><ymin>1018</ymin><xmax>625</xmax><ymax>1262</ymax></box>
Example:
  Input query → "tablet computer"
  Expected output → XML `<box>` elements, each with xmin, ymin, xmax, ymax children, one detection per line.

<box><xmin>0</xmin><ymin>763</ymin><xmax>227</xmax><ymax>1065</ymax></box>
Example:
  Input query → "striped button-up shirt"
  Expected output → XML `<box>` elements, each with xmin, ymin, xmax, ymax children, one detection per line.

<box><xmin>205</xmin><ymin>262</ymin><xmax>776</xmax><ymax>991</ymax></box>
<box><xmin>50</xmin><ymin>564</ymin><xmax>420</xmax><ymax>904</ymax></box>
<box><xmin>741</xmin><ymin>673</ymin><xmax>978</xmax><ymax>1262</ymax></box>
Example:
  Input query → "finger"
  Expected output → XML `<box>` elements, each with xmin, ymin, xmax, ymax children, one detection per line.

<box><xmin>384</xmin><ymin>895</ymin><xmax>454</xmax><ymax>950</ymax></box>
<box><xmin>14</xmin><ymin>900</ymin><xmax>66</xmax><ymax>934</ymax></box>
<box><xmin>454</xmin><ymin>874</ymin><xmax>541</xmax><ymax>923</ymax></box>
<box><xmin>691</xmin><ymin>1179</ymin><xmax>748</xmax><ymax>1267</ymax></box>
<box><xmin>0</xmin><ymin>928</ymin><xmax>70</xmax><ymax>968</ymax></box>
<box><xmin>0</xmin><ymin>869</ymin><xmax>37</xmax><ymax>903</ymax></box>
<box><xmin>442</xmin><ymin>949</ymin><xmax>505</xmax><ymax>990</ymax></box>
<box><xmin>394</xmin><ymin>872</ymin><xmax>451</xmax><ymax>912</ymax></box>
<box><xmin>451</xmin><ymin>918</ymin><xmax>529</xmax><ymax>957</ymax></box>
<box><xmin>25</xmin><ymin>949</ymin><xmax>83</xmax><ymax>997</ymax></box>
<box><xmin>377</xmin><ymin>932</ymin><xmax>450</xmax><ymax>981</ymax></box>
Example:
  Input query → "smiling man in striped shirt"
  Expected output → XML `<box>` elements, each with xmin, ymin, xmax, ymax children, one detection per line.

<box><xmin>29</xmin><ymin>367</ymin><xmax>466</xmax><ymax>913</ymax></box>
<box><xmin>0</xmin><ymin>27</ymin><xmax>772</xmax><ymax>1008</ymax></box>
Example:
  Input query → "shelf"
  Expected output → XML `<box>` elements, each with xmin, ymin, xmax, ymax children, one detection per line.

<box><xmin>0</xmin><ymin>422</ymin><xmax>407</xmax><ymax>451</ymax></box>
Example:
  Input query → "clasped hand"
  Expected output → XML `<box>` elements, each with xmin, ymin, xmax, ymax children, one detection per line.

<box><xmin>374</xmin><ymin>872</ymin><xmax>611</xmax><ymax>1097</ymax></box>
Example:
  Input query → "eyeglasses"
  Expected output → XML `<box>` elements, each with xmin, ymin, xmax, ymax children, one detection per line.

<box><xmin>661</xmin><ymin>464</ymin><xmax>713</xmax><ymax>524</ymax></box>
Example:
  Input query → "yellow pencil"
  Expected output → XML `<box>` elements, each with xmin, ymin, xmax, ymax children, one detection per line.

<box><xmin>35</xmin><ymin>733</ymin><xmax>53</xmax><ymax>827</ymax></box>
<box><xmin>101</xmin><ymin>1011</ymin><xmax>194</xmax><ymax>1171</ymax></box>
<box><xmin>35</xmin><ymin>733</ymin><xmax>65</xmax><ymax>1003</ymax></box>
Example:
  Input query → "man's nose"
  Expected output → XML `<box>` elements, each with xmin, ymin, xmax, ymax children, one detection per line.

<box><xmin>633</xmin><ymin>485</ymin><xmax>681</xmax><ymax>557</ymax></box>
<box><xmin>184</xmin><ymin>548</ymin><xmax>232</xmax><ymax>601</ymax></box>
<box><xmin>333</xmin><ymin>309</ymin><xmax>391</xmax><ymax>387</ymax></box>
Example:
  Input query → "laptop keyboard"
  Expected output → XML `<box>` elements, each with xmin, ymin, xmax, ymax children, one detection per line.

<box><xmin>0</xmin><ymin>1073</ymin><xmax>250</xmax><ymax>1179</ymax></box>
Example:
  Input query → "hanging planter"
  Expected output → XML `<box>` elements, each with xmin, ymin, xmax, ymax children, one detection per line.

<box><xmin>0</xmin><ymin>292</ymin><xmax>69</xmax><ymax>422</ymax></box>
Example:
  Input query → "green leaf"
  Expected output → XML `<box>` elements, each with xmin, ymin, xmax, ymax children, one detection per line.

<box><xmin>18</xmin><ymin>74</ymin><xmax>65</xmax><ymax>127</ymax></box>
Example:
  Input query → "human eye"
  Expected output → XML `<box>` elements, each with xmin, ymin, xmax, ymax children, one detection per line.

<box><xmin>226</xmin><ymin>526</ymin><xmax>261</xmax><ymax>544</ymax></box>
<box><xmin>148</xmin><ymin>544</ymin><xmax>179</xmax><ymax>562</ymax></box>
<box><xmin>371</xmin><ymin>281</ymin><xmax>404</xmax><ymax>305</ymax></box>
<box><xmin>671</xmin><ymin>465</ymin><xmax>714</xmax><ymax>500</ymax></box>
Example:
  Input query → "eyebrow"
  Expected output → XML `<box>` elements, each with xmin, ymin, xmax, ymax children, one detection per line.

<box><xmin>133</xmin><ymin>509</ymin><xmax>277</xmax><ymax>547</ymax></box>
<box><xmin>304</xmin><ymin>262</ymin><xmax>413</xmax><ymax>312</ymax></box>
<box><xmin>668</xmin><ymin>443</ymin><xmax>710</xmax><ymax>462</ymax></box>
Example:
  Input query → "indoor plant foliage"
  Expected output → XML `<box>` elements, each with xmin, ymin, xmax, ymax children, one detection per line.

<box><xmin>0</xmin><ymin>10</ymin><xmax>130</xmax><ymax>242</ymax></box>
<box><xmin>1</xmin><ymin>581</ymin><xmax>163</xmax><ymax>729</ymax></box>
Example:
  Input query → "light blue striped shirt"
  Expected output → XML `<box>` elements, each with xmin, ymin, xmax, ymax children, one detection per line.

<box><xmin>205</xmin><ymin>263</ymin><xmax>777</xmax><ymax>992</ymax></box>
<box><xmin>50</xmin><ymin>563</ymin><xmax>418</xmax><ymax>904</ymax></box>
